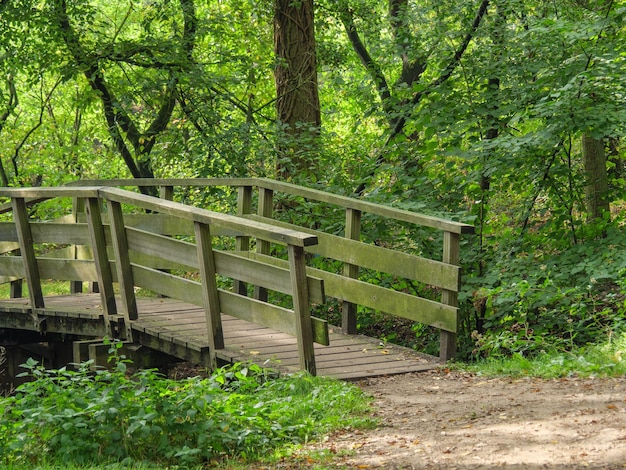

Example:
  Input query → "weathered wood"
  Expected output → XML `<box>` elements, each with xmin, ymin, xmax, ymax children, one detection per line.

<box><xmin>123</xmin><ymin>227</ymin><xmax>325</xmax><ymax>303</ymax></box>
<box><xmin>159</xmin><ymin>185</ymin><xmax>174</xmax><ymax>201</ymax></box>
<box><xmin>71</xmin><ymin>197</ymin><xmax>87</xmax><ymax>294</ymax></box>
<box><xmin>12</xmin><ymin>198</ymin><xmax>44</xmax><ymax>309</ymax></box>
<box><xmin>108</xmin><ymin>200</ymin><xmax>138</xmax><ymax>339</ymax></box>
<box><xmin>254</xmin><ymin>178</ymin><xmax>475</xmax><ymax>234</ymax></box>
<box><xmin>194</xmin><ymin>221</ymin><xmax>224</xmax><ymax>368</ymax></box>
<box><xmin>245</xmin><ymin>215</ymin><xmax>460</xmax><ymax>291</ymax></box>
<box><xmin>0</xmin><ymin>186</ymin><xmax>101</xmax><ymax>199</ymax></box>
<box><xmin>254</xmin><ymin>187</ymin><xmax>274</xmax><ymax>301</ymax></box>
<box><xmin>288</xmin><ymin>244</ymin><xmax>316</xmax><ymax>375</ymax></box>
<box><xmin>99</xmin><ymin>187</ymin><xmax>318</xmax><ymax>248</ymax></box>
<box><xmin>10</xmin><ymin>278</ymin><xmax>22</xmax><ymax>299</ymax></box>
<box><xmin>234</xmin><ymin>185</ymin><xmax>253</xmax><ymax>295</ymax></box>
<box><xmin>342</xmin><ymin>208</ymin><xmax>361</xmax><ymax>334</ymax></box>
<box><xmin>440</xmin><ymin>231</ymin><xmax>460</xmax><ymax>362</ymax></box>
<box><xmin>129</xmin><ymin>264</ymin><xmax>330</xmax><ymax>345</ymax></box>
<box><xmin>241</xmin><ymin>252</ymin><xmax>458</xmax><ymax>332</ymax></box>
<box><xmin>85</xmin><ymin>198</ymin><xmax>116</xmax><ymax>335</ymax></box>
<box><xmin>67</xmin><ymin>177</ymin><xmax>473</xmax><ymax>233</ymax></box>
<box><xmin>67</xmin><ymin>177</ymin><xmax>259</xmax><ymax>189</ymax></box>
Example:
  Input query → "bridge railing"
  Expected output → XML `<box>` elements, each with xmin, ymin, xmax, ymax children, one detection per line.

<box><xmin>0</xmin><ymin>186</ymin><xmax>327</xmax><ymax>374</ymax></box>
<box><xmin>68</xmin><ymin>178</ymin><xmax>475</xmax><ymax>361</ymax></box>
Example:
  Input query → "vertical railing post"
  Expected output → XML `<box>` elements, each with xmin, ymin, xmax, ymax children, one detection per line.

<box><xmin>288</xmin><ymin>243</ymin><xmax>316</xmax><ymax>375</ymax></box>
<box><xmin>108</xmin><ymin>199</ymin><xmax>138</xmax><ymax>340</ymax></box>
<box><xmin>9</xmin><ymin>248</ymin><xmax>23</xmax><ymax>299</ymax></box>
<box><xmin>12</xmin><ymin>197</ymin><xmax>44</xmax><ymax>309</ymax></box>
<box><xmin>85</xmin><ymin>197</ymin><xmax>117</xmax><ymax>337</ymax></box>
<box><xmin>194</xmin><ymin>221</ymin><xmax>224</xmax><ymax>370</ymax></box>
<box><xmin>70</xmin><ymin>197</ymin><xmax>85</xmax><ymax>294</ymax></box>
<box><xmin>234</xmin><ymin>185</ymin><xmax>252</xmax><ymax>295</ymax></box>
<box><xmin>255</xmin><ymin>187</ymin><xmax>274</xmax><ymax>301</ymax></box>
<box><xmin>342</xmin><ymin>208</ymin><xmax>361</xmax><ymax>334</ymax></box>
<box><xmin>440</xmin><ymin>231</ymin><xmax>460</xmax><ymax>362</ymax></box>
<box><xmin>159</xmin><ymin>185</ymin><xmax>174</xmax><ymax>201</ymax></box>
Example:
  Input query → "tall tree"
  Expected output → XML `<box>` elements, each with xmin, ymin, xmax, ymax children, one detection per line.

<box><xmin>273</xmin><ymin>0</ymin><xmax>321</xmax><ymax>179</ymax></box>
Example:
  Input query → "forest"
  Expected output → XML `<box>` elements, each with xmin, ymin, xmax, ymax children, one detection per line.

<box><xmin>1</xmin><ymin>0</ymin><xmax>625</xmax><ymax>360</ymax></box>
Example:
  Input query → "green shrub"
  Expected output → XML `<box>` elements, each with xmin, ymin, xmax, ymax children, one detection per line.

<box><xmin>0</xmin><ymin>346</ymin><xmax>372</xmax><ymax>467</ymax></box>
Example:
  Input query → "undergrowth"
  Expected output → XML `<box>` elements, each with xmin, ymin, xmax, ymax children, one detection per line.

<box><xmin>0</xmin><ymin>343</ymin><xmax>373</xmax><ymax>468</ymax></box>
<box><xmin>457</xmin><ymin>331</ymin><xmax>626</xmax><ymax>378</ymax></box>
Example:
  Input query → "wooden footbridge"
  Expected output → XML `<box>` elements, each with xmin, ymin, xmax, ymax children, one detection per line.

<box><xmin>0</xmin><ymin>178</ymin><xmax>473</xmax><ymax>384</ymax></box>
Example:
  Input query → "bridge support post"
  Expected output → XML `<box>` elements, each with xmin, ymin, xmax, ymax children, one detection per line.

<box><xmin>12</xmin><ymin>197</ymin><xmax>44</xmax><ymax>309</ymax></box>
<box><xmin>288</xmin><ymin>244</ymin><xmax>316</xmax><ymax>375</ymax></box>
<box><xmin>195</xmin><ymin>221</ymin><xmax>224</xmax><ymax>370</ymax></box>
<box><xmin>254</xmin><ymin>187</ymin><xmax>273</xmax><ymax>302</ymax></box>
<box><xmin>85</xmin><ymin>197</ymin><xmax>117</xmax><ymax>337</ymax></box>
<box><xmin>342</xmin><ymin>208</ymin><xmax>361</xmax><ymax>334</ymax></box>
<box><xmin>234</xmin><ymin>186</ymin><xmax>252</xmax><ymax>296</ymax></box>
<box><xmin>108</xmin><ymin>200</ymin><xmax>139</xmax><ymax>340</ymax></box>
<box><xmin>440</xmin><ymin>231</ymin><xmax>460</xmax><ymax>362</ymax></box>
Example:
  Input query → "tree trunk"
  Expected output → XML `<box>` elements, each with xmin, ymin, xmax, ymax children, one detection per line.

<box><xmin>273</xmin><ymin>0</ymin><xmax>321</xmax><ymax>179</ymax></box>
<box><xmin>581</xmin><ymin>133</ymin><xmax>610</xmax><ymax>221</ymax></box>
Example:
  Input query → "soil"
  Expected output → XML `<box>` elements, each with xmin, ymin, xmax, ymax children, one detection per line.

<box><xmin>309</xmin><ymin>369</ymin><xmax>626</xmax><ymax>469</ymax></box>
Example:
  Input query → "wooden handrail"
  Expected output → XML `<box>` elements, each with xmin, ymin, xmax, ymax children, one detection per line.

<box><xmin>66</xmin><ymin>177</ymin><xmax>475</xmax><ymax>234</ymax></box>
<box><xmin>0</xmin><ymin>186</ymin><xmax>318</xmax><ymax>248</ymax></box>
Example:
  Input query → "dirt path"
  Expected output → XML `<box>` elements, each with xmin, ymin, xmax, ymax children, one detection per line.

<box><xmin>312</xmin><ymin>370</ymin><xmax>626</xmax><ymax>469</ymax></box>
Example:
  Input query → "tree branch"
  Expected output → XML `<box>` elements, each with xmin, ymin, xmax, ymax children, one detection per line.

<box><xmin>340</xmin><ymin>8</ymin><xmax>393</xmax><ymax>116</ymax></box>
<box><xmin>355</xmin><ymin>0</ymin><xmax>491</xmax><ymax>195</ymax></box>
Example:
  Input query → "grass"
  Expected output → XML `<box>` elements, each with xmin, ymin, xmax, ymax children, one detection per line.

<box><xmin>456</xmin><ymin>332</ymin><xmax>626</xmax><ymax>378</ymax></box>
<box><xmin>0</xmin><ymin>279</ymin><xmax>72</xmax><ymax>299</ymax></box>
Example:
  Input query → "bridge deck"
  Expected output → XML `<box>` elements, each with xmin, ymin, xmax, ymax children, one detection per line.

<box><xmin>0</xmin><ymin>294</ymin><xmax>439</xmax><ymax>380</ymax></box>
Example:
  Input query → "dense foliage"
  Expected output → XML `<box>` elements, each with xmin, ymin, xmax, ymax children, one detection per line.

<box><xmin>0</xmin><ymin>344</ymin><xmax>372</xmax><ymax>467</ymax></box>
<box><xmin>0</xmin><ymin>0</ymin><xmax>625</xmax><ymax>358</ymax></box>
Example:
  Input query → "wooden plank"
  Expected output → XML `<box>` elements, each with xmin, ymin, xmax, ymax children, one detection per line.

<box><xmin>99</xmin><ymin>187</ymin><xmax>318</xmax><ymax>248</ymax></box>
<box><xmin>108</xmin><ymin>201</ymin><xmax>138</xmax><ymax>338</ymax></box>
<box><xmin>242</xmin><ymin>253</ymin><xmax>457</xmax><ymax>332</ymax></box>
<box><xmin>38</xmin><ymin>258</ymin><xmax>97</xmax><ymax>281</ymax></box>
<box><xmin>342</xmin><ymin>208</ymin><xmax>361</xmax><ymax>334</ymax></box>
<box><xmin>30</xmin><ymin>223</ymin><xmax>91</xmax><ymax>245</ymax></box>
<box><xmin>119</xmin><ymin>213</ymin><xmax>236</xmax><ymax>237</ymax></box>
<box><xmin>69</xmin><ymin>177</ymin><xmax>259</xmax><ymax>189</ymax></box>
<box><xmin>194</xmin><ymin>221</ymin><xmax>225</xmax><ymax>368</ymax></box>
<box><xmin>0</xmin><ymin>223</ymin><xmax>18</xmax><ymax>245</ymax></box>
<box><xmin>220</xmin><ymin>289</ymin><xmax>329</xmax><ymax>347</ymax></box>
<box><xmin>321</xmin><ymin>363</ymin><xmax>437</xmax><ymax>380</ymax></box>
<box><xmin>254</xmin><ymin>187</ymin><xmax>273</xmax><ymax>301</ymax></box>
<box><xmin>0</xmin><ymin>252</ymin><xmax>97</xmax><ymax>283</ymax></box>
<box><xmin>440</xmin><ymin>231</ymin><xmax>460</xmax><ymax>362</ymax></box>
<box><xmin>69</xmin><ymin>177</ymin><xmax>474</xmax><ymax>233</ymax></box>
<box><xmin>0</xmin><ymin>186</ymin><xmax>101</xmax><ymax>199</ymax></box>
<box><xmin>234</xmin><ymin>185</ymin><xmax>252</xmax><ymax>295</ymax></box>
<box><xmin>288</xmin><ymin>244</ymin><xmax>316</xmax><ymax>375</ymax></box>
<box><xmin>12</xmin><ymin>197</ymin><xmax>44</xmax><ymax>308</ymax></box>
<box><xmin>255</xmin><ymin>178</ymin><xmax>475</xmax><ymax>234</ymax></box>
<box><xmin>0</xmin><ymin>257</ymin><xmax>25</xmax><ymax>278</ymax></box>
<box><xmin>124</xmin><ymin>227</ymin><xmax>325</xmax><ymax>304</ymax></box>
<box><xmin>129</xmin><ymin>265</ymin><xmax>329</xmax><ymax>345</ymax></box>
<box><xmin>159</xmin><ymin>185</ymin><xmax>174</xmax><ymax>201</ymax></box>
<box><xmin>85</xmin><ymin>198</ymin><xmax>117</xmax><ymax>328</ymax></box>
<box><xmin>245</xmin><ymin>215</ymin><xmax>460</xmax><ymax>291</ymax></box>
